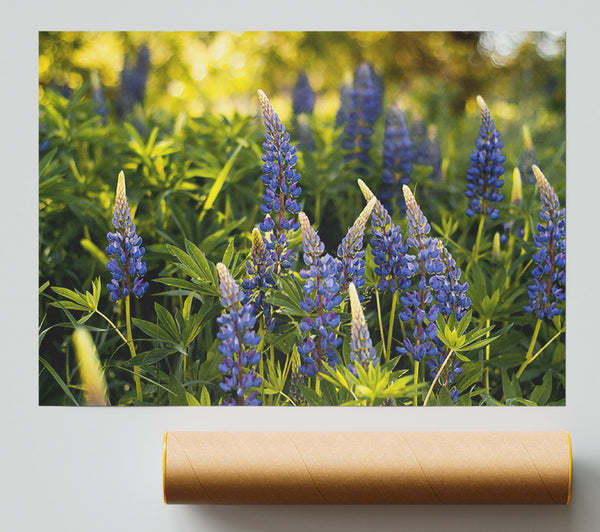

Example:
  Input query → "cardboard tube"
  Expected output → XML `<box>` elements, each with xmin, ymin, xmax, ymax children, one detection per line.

<box><xmin>163</xmin><ymin>431</ymin><xmax>572</xmax><ymax>505</ymax></box>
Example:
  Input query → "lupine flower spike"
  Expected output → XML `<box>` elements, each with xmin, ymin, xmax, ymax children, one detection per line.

<box><xmin>357</xmin><ymin>179</ymin><xmax>415</xmax><ymax>294</ymax></box>
<box><xmin>297</xmin><ymin>212</ymin><xmax>343</xmax><ymax>376</ymax></box>
<box><xmin>292</xmin><ymin>71</ymin><xmax>315</xmax><ymax>116</ymax></box>
<box><xmin>242</xmin><ymin>228</ymin><xmax>276</xmax><ymax>331</ymax></box>
<box><xmin>380</xmin><ymin>106</ymin><xmax>414</xmax><ymax>216</ymax></box>
<box><xmin>216</xmin><ymin>263</ymin><xmax>262</xmax><ymax>406</ymax></box>
<box><xmin>523</xmin><ymin>165</ymin><xmax>566</xmax><ymax>320</ymax></box>
<box><xmin>106</xmin><ymin>171</ymin><xmax>148</xmax><ymax>302</ymax></box>
<box><xmin>465</xmin><ymin>96</ymin><xmax>506</xmax><ymax>220</ymax></box>
<box><xmin>342</xmin><ymin>63</ymin><xmax>382</xmax><ymax>174</ymax></box>
<box><xmin>348</xmin><ymin>283</ymin><xmax>378</xmax><ymax>374</ymax></box>
<box><xmin>337</xmin><ymin>197</ymin><xmax>377</xmax><ymax>293</ymax></box>
<box><xmin>292</xmin><ymin>71</ymin><xmax>316</xmax><ymax>151</ymax></box>
<box><xmin>427</xmin><ymin>240</ymin><xmax>470</xmax><ymax>401</ymax></box>
<box><xmin>257</xmin><ymin>89</ymin><xmax>302</xmax><ymax>273</ymax></box>
<box><xmin>397</xmin><ymin>185</ymin><xmax>444</xmax><ymax>363</ymax></box>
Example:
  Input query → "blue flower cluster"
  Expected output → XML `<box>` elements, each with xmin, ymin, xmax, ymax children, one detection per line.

<box><xmin>348</xmin><ymin>283</ymin><xmax>377</xmax><ymax>374</ymax></box>
<box><xmin>297</xmin><ymin>212</ymin><xmax>343</xmax><ymax>377</ymax></box>
<box><xmin>411</xmin><ymin>117</ymin><xmax>429</xmax><ymax>165</ymax></box>
<box><xmin>257</xmin><ymin>90</ymin><xmax>302</xmax><ymax>273</ymax></box>
<box><xmin>337</xmin><ymin>197</ymin><xmax>376</xmax><ymax>293</ymax></box>
<box><xmin>358</xmin><ymin>179</ymin><xmax>415</xmax><ymax>294</ymax></box>
<box><xmin>117</xmin><ymin>44</ymin><xmax>150</xmax><ymax>118</ymax></box>
<box><xmin>429</xmin><ymin>241</ymin><xmax>471</xmax><ymax>320</ymax></box>
<box><xmin>292</xmin><ymin>71</ymin><xmax>315</xmax><ymax>116</ymax></box>
<box><xmin>523</xmin><ymin>166</ymin><xmax>566</xmax><ymax>320</ymax></box>
<box><xmin>242</xmin><ymin>228</ymin><xmax>276</xmax><ymax>331</ymax></box>
<box><xmin>335</xmin><ymin>83</ymin><xmax>351</xmax><ymax>127</ymax></box>
<box><xmin>342</xmin><ymin>63</ymin><xmax>382</xmax><ymax>174</ymax></box>
<box><xmin>465</xmin><ymin>96</ymin><xmax>506</xmax><ymax>220</ymax></box>
<box><xmin>105</xmin><ymin>172</ymin><xmax>148</xmax><ymax>302</ymax></box>
<box><xmin>380</xmin><ymin>106</ymin><xmax>414</xmax><ymax>216</ymax></box>
<box><xmin>397</xmin><ymin>185</ymin><xmax>444</xmax><ymax>363</ymax></box>
<box><xmin>216</xmin><ymin>262</ymin><xmax>263</xmax><ymax>406</ymax></box>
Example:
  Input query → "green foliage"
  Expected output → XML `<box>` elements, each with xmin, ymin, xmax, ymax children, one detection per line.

<box><xmin>39</xmin><ymin>32</ymin><xmax>565</xmax><ymax>407</ymax></box>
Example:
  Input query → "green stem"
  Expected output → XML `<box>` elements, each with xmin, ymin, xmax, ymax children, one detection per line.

<box><xmin>516</xmin><ymin>320</ymin><xmax>555</xmax><ymax>379</ymax></box>
<box><xmin>125</xmin><ymin>295</ymin><xmax>143</xmax><ymax>402</ymax></box>
<box><xmin>315</xmin><ymin>193</ymin><xmax>322</xmax><ymax>227</ymax></box>
<box><xmin>413</xmin><ymin>360</ymin><xmax>419</xmax><ymax>406</ymax></box>
<box><xmin>375</xmin><ymin>291</ymin><xmax>387</xmax><ymax>361</ymax></box>
<box><xmin>473</xmin><ymin>213</ymin><xmax>486</xmax><ymax>264</ymax></box>
<box><xmin>485</xmin><ymin>318</ymin><xmax>491</xmax><ymax>393</ymax></box>
<box><xmin>386</xmin><ymin>291</ymin><xmax>399</xmax><ymax>363</ymax></box>
<box><xmin>423</xmin><ymin>349</ymin><xmax>455</xmax><ymax>406</ymax></box>
<box><xmin>94</xmin><ymin>309</ymin><xmax>128</xmax><ymax>344</ymax></box>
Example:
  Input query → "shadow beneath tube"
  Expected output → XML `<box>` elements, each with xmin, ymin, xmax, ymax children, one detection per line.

<box><xmin>171</xmin><ymin>457</ymin><xmax>598</xmax><ymax>532</ymax></box>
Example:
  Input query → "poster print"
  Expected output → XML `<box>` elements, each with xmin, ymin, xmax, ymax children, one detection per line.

<box><xmin>39</xmin><ymin>32</ymin><xmax>565</xmax><ymax>406</ymax></box>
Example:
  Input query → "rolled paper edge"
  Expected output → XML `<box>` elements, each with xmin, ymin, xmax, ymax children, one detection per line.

<box><xmin>163</xmin><ymin>431</ymin><xmax>167</xmax><ymax>505</ymax></box>
<box><xmin>567</xmin><ymin>431</ymin><xmax>573</xmax><ymax>505</ymax></box>
<box><xmin>163</xmin><ymin>431</ymin><xmax>572</xmax><ymax>505</ymax></box>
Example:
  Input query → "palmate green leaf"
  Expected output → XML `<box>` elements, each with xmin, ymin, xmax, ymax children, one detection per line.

<box><xmin>529</xmin><ymin>372</ymin><xmax>552</xmax><ymax>405</ymax></box>
<box><xmin>131</xmin><ymin>317</ymin><xmax>176</xmax><ymax>345</ymax></box>
<box><xmin>456</xmin><ymin>361</ymin><xmax>485</xmax><ymax>392</ymax></box>
<box><xmin>154</xmin><ymin>303</ymin><xmax>181</xmax><ymax>342</ymax></box>
<box><xmin>198</xmin><ymin>141</ymin><xmax>245</xmax><ymax>223</ymax></box>
<box><xmin>501</xmin><ymin>367</ymin><xmax>522</xmax><ymax>400</ymax></box>
<box><xmin>298</xmin><ymin>384</ymin><xmax>325</xmax><ymax>406</ymax></box>
<box><xmin>168</xmin><ymin>375</ymin><xmax>188</xmax><ymax>406</ymax></box>
<box><xmin>125</xmin><ymin>348</ymin><xmax>177</xmax><ymax>366</ymax></box>
<box><xmin>200</xmin><ymin>386</ymin><xmax>211</xmax><ymax>406</ymax></box>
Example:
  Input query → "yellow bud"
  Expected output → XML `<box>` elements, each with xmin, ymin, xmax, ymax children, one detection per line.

<box><xmin>492</xmin><ymin>232</ymin><xmax>501</xmax><ymax>263</ymax></box>
<box><xmin>523</xmin><ymin>125</ymin><xmax>533</xmax><ymax>151</ymax></box>
<box><xmin>251</xmin><ymin>228</ymin><xmax>265</xmax><ymax>253</ymax></box>
<box><xmin>72</xmin><ymin>328</ymin><xmax>108</xmax><ymax>406</ymax></box>
<box><xmin>357</xmin><ymin>178</ymin><xmax>374</xmax><ymax>202</ymax></box>
<box><xmin>511</xmin><ymin>167</ymin><xmax>522</xmax><ymax>205</ymax></box>
<box><xmin>115</xmin><ymin>170</ymin><xmax>127</xmax><ymax>212</ymax></box>
<box><xmin>476</xmin><ymin>95</ymin><xmax>488</xmax><ymax>115</ymax></box>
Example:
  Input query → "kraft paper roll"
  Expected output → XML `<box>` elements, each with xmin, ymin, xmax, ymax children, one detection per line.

<box><xmin>163</xmin><ymin>431</ymin><xmax>572</xmax><ymax>505</ymax></box>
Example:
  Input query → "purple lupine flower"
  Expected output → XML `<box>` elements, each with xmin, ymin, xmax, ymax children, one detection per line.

<box><xmin>297</xmin><ymin>212</ymin><xmax>343</xmax><ymax>377</ymax></box>
<box><xmin>523</xmin><ymin>165</ymin><xmax>566</xmax><ymax>320</ymax></box>
<box><xmin>358</xmin><ymin>179</ymin><xmax>415</xmax><ymax>294</ymax></box>
<box><xmin>336</xmin><ymin>197</ymin><xmax>376</xmax><ymax>293</ymax></box>
<box><xmin>348</xmin><ymin>282</ymin><xmax>378</xmax><ymax>374</ymax></box>
<box><xmin>396</xmin><ymin>185</ymin><xmax>444</xmax><ymax>363</ymax></box>
<box><xmin>429</xmin><ymin>241</ymin><xmax>471</xmax><ymax>321</ymax></box>
<box><xmin>117</xmin><ymin>44</ymin><xmax>150</xmax><ymax>118</ymax></box>
<box><xmin>465</xmin><ymin>96</ymin><xmax>506</xmax><ymax>220</ymax></box>
<box><xmin>427</xmin><ymin>240</ymin><xmax>471</xmax><ymax>401</ymax></box>
<box><xmin>216</xmin><ymin>263</ymin><xmax>263</xmax><ymax>406</ymax></box>
<box><xmin>241</xmin><ymin>228</ymin><xmax>277</xmax><ymax>331</ymax></box>
<box><xmin>411</xmin><ymin>117</ymin><xmax>429</xmax><ymax>165</ymax></box>
<box><xmin>342</xmin><ymin>63</ymin><xmax>382</xmax><ymax>174</ymax></box>
<box><xmin>335</xmin><ymin>83</ymin><xmax>351</xmax><ymax>127</ymax></box>
<box><xmin>380</xmin><ymin>106</ymin><xmax>414</xmax><ymax>216</ymax></box>
<box><xmin>105</xmin><ymin>171</ymin><xmax>148</xmax><ymax>302</ymax></box>
<box><xmin>519</xmin><ymin>125</ymin><xmax>538</xmax><ymax>184</ymax></box>
<box><xmin>257</xmin><ymin>89</ymin><xmax>302</xmax><ymax>274</ymax></box>
<box><xmin>292</xmin><ymin>71</ymin><xmax>315</xmax><ymax>116</ymax></box>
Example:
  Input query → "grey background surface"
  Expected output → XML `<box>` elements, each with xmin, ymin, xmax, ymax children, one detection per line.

<box><xmin>3</xmin><ymin>1</ymin><xmax>599</xmax><ymax>530</ymax></box>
